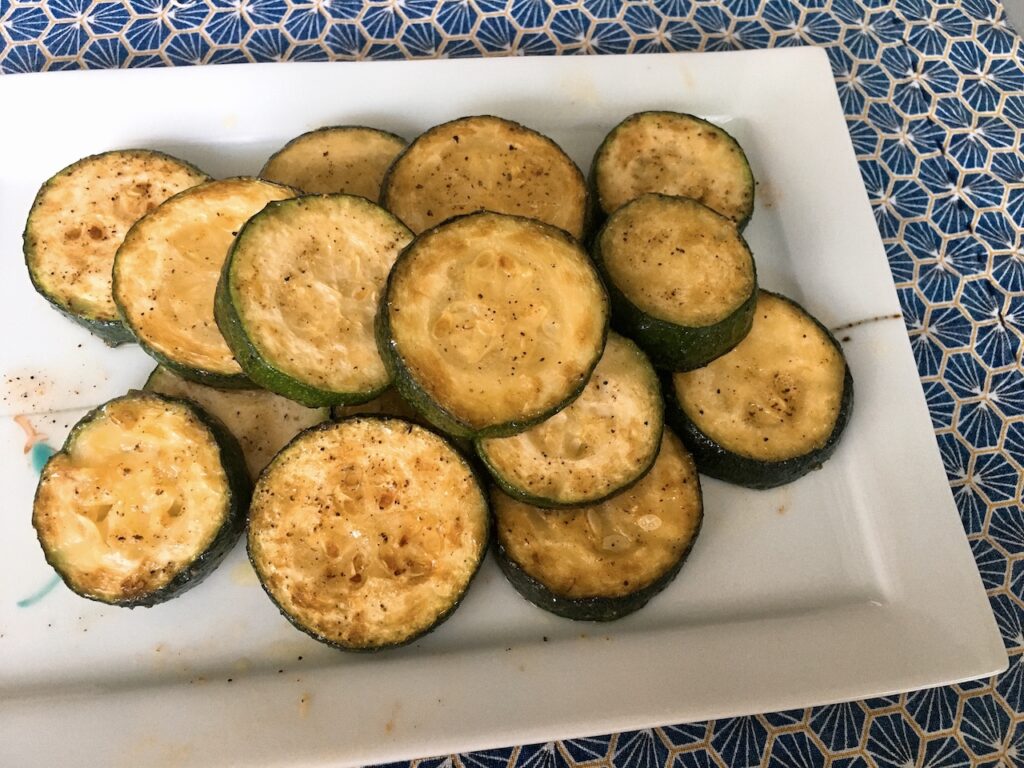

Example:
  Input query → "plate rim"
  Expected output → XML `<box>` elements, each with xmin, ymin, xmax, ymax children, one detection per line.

<box><xmin>0</xmin><ymin>47</ymin><xmax>1006</xmax><ymax>768</ymax></box>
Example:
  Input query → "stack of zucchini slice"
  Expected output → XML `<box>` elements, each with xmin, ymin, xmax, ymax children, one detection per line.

<box><xmin>590</xmin><ymin>111</ymin><xmax>854</xmax><ymax>492</ymax></box>
<box><xmin>374</xmin><ymin>116</ymin><xmax>707</xmax><ymax>622</ymax></box>
<box><xmin>493</xmin><ymin>430</ymin><xmax>702</xmax><ymax>621</ymax></box>
<box><xmin>25</xmin><ymin>111</ymin><xmax>853</xmax><ymax>643</ymax></box>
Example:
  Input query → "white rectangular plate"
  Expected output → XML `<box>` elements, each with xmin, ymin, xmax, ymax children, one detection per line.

<box><xmin>0</xmin><ymin>48</ymin><xmax>1006</xmax><ymax>768</ymax></box>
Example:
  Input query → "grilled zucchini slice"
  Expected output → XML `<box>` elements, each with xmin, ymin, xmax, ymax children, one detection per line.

<box><xmin>381</xmin><ymin>115</ymin><xmax>588</xmax><ymax>240</ymax></box>
<box><xmin>665</xmin><ymin>291</ymin><xmax>854</xmax><ymax>489</ymax></box>
<box><xmin>32</xmin><ymin>391</ymin><xmax>249</xmax><ymax>607</ymax></box>
<box><xmin>113</xmin><ymin>178</ymin><xmax>294</xmax><ymax>388</ymax></box>
<box><xmin>493</xmin><ymin>429</ymin><xmax>702</xmax><ymax>622</ymax></box>
<box><xmin>592</xmin><ymin>111</ymin><xmax>755</xmax><ymax>228</ymax></box>
<box><xmin>477</xmin><ymin>333</ymin><xmax>662</xmax><ymax>508</ymax></box>
<box><xmin>260</xmin><ymin>126</ymin><xmax>407</xmax><ymax>199</ymax></box>
<box><xmin>377</xmin><ymin>212</ymin><xmax>609</xmax><ymax>439</ymax></box>
<box><xmin>215</xmin><ymin>194</ymin><xmax>412</xmax><ymax>407</ymax></box>
<box><xmin>144</xmin><ymin>366</ymin><xmax>328</xmax><ymax>479</ymax></box>
<box><xmin>594</xmin><ymin>194</ymin><xmax>757</xmax><ymax>371</ymax></box>
<box><xmin>248</xmin><ymin>417</ymin><xmax>490</xmax><ymax>651</ymax></box>
<box><xmin>23</xmin><ymin>150</ymin><xmax>208</xmax><ymax>345</ymax></box>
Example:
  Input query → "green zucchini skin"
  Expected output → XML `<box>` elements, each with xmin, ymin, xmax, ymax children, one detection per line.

<box><xmin>247</xmin><ymin>416</ymin><xmax>491</xmax><ymax>652</ymax></box>
<box><xmin>589</xmin><ymin>111</ymin><xmax>755</xmax><ymax>233</ymax></box>
<box><xmin>491</xmin><ymin>429</ymin><xmax>703</xmax><ymax>622</ymax></box>
<box><xmin>493</xmin><ymin>522</ymin><xmax>701</xmax><ymax>622</ymax></box>
<box><xmin>601</xmin><ymin>272</ymin><xmax>757</xmax><ymax>373</ymax></box>
<box><xmin>329</xmin><ymin>388</ymin><xmax>421</xmax><ymax>423</ymax></box>
<box><xmin>214</xmin><ymin>194</ymin><xmax>409</xmax><ymax>408</ymax></box>
<box><xmin>211</xmin><ymin>260</ymin><xmax>314</xmax><ymax>400</ymax></box>
<box><xmin>375</xmin><ymin>212</ymin><xmax>610</xmax><ymax>440</ymax></box>
<box><xmin>23</xmin><ymin>149</ymin><xmax>209</xmax><ymax>347</ymax></box>
<box><xmin>663</xmin><ymin>293</ymin><xmax>855</xmax><ymax>489</ymax></box>
<box><xmin>592</xmin><ymin>194</ymin><xmax>757</xmax><ymax>372</ymax></box>
<box><xmin>119</xmin><ymin>314</ymin><xmax>256</xmax><ymax>390</ymax></box>
<box><xmin>30</xmin><ymin>299</ymin><xmax>135</xmax><ymax>347</ymax></box>
<box><xmin>32</xmin><ymin>391</ymin><xmax>251</xmax><ymax>608</ymax></box>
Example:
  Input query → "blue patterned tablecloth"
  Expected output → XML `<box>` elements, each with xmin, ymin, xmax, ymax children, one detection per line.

<box><xmin>2</xmin><ymin>1</ymin><xmax>1023</xmax><ymax>766</ymax></box>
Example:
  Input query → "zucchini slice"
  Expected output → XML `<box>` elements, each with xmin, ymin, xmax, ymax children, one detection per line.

<box><xmin>32</xmin><ymin>391</ymin><xmax>250</xmax><ymax>607</ymax></box>
<box><xmin>477</xmin><ymin>333</ymin><xmax>663</xmax><ymax>508</ymax></box>
<box><xmin>113</xmin><ymin>178</ymin><xmax>295</xmax><ymax>388</ymax></box>
<box><xmin>592</xmin><ymin>111</ymin><xmax>755</xmax><ymax>228</ymax></box>
<box><xmin>260</xmin><ymin>126</ymin><xmax>407</xmax><ymax>200</ymax></box>
<box><xmin>493</xmin><ymin>429</ymin><xmax>702</xmax><ymax>622</ymax></box>
<box><xmin>144</xmin><ymin>366</ymin><xmax>328</xmax><ymax>479</ymax></box>
<box><xmin>377</xmin><ymin>211</ymin><xmax>609</xmax><ymax>439</ymax></box>
<box><xmin>248</xmin><ymin>417</ymin><xmax>490</xmax><ymax>651</ymax></box>
<box><xmin>380</xmin><ymin>115</ymin><xmax>589</xmax><ymax>240</ymax></box>
<box><xmin>215</xmin><ymin>194</ymin><xmax>412</xmax><ymax>407</ymax></box>
<box><xmin>593</xmin><ymin>193</ymin><xmax>757</xmax><ymax>371</ymax></box>
<box><xmin>665</xmin><ymin>291</ymin><xmax>854</xmax><ymax>489</ymax></box>
<box><xmin>23</xmin><ymin>150</ymin><xmax>209</xmax><ymax>345</ymax></box>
